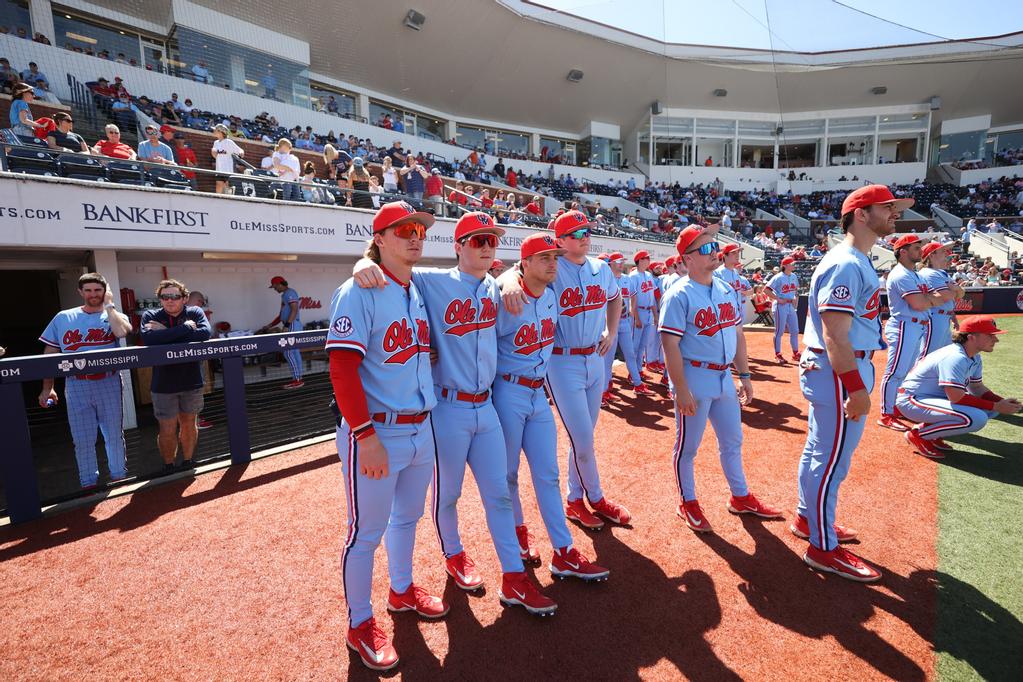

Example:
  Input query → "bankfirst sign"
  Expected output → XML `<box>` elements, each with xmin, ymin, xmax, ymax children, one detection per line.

<box><xmin>0</xmin><ymin>175</ymin><xmax>679</xmax><ymax>262</ymax></box>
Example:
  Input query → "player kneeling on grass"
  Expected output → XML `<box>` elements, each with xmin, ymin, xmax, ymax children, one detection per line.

<box><xmin>897</xmin><ymin>315</ymin><xmax>1021</xmax><ymax>459</ymax></box>
<box><xmin>660</xmin><ymin>226</ymin><xmax>783</xmax><ymax>534</ymax></box>
<box><xmin>328</xmin><ymin>201</ymin><xmax>448</xmax><ymax>672</ymax></box>
<box><xmin>494</xmin><ymin>233</ymin><xmax>610</xmax><ymax>582</ymax></box>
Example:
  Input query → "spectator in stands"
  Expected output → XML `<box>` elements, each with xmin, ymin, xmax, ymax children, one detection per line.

<box><xmin>141</xmin><ymin>278</ymin><xmax>211</xmax><ymax>473</ymax></box>
<box><xmin>271</xmin><ymin>138</ymin><xmax>301</xmax><ymax>202</ymax></box>
<box><xmin>157</xmin><ymin>125</ymin><xmax>178</xmax><ymax>162</ymax></box>
<box><xmin>386</xmin><ymin>140</ymin><xmax>405</xmax><ymax>167</ymax></box>
<box><xmin>158</xmin><ymin>100</ymin><xmax>181</xmax><ymax>126</ymax></box>
<box><xmin>399</xmin><ymin>154</ymin><xmax>429</xmax><ymax>202</ymax></box>
<box><xmin>19</xmin><ymin>61</ymin><xmax>46</xmax><ymax>85</ymax></box>
<box><xmin>368</xmin><ymin>175</ymin><xmax>383</xmax><ymax>208</ymax></box>
<box><xmin>211</xmin><ymin>124</ymin><xmax>244</xmax><ymax>195</ymax></box>
<box><xmin>327</xmin><ymin>95</ymin><xmax>339</xmax><ymax>114</ymax></box>
<box><xmin>9</xmin><ymin>83</ymin><xmax>44</xmax><ymax>138</ymax></box>
<box><xmin>33</xmin><ymin>32</ymin><xmax>50</xmax><ymax>45</ymax></box>
<box><xmin>425</xmin><ymin>168</ymin><xmax>444</xmax><ymax>215</ymax></box>
<box><xmin>227</xmin><ymin>121</ymin><xmax>247</xmax><ymax>139</ymax></box>
<box><xmin>138</xmin><ymin>124</ymin><xmax>175</xmax><ymax>165</ymax></box>
<box><xmin>346</xmin><ymin>157</ymin><xmax>373</xmax><ymax>209</ymax></box>
<box><xmin>110</xmin><ymin>93</ymin><xmax>138</xmax><ymax>116</ymax></box>
<box><xmin>191</xmin><ymin>60</ymin><xmax>210</xmax><ymax>83</ymax></box>
<box><xmin>46</xmin><ymin>112</ymin><xmax>90</xmax><ymax>154</ymax></box>
<box><xmin>1</xmin><ymin>57</ymin><xmax>18</xmax><ymax>94</ymax></box>
<box><xmin>173</xmin><ymin>133</ymin><xmax>198</xmax><ymax>189</ymax></box>
<box><xmin>261</xmin><ymin>69</ymin><xmax>277</xmax><ymax>99</ymax></box>
<box><xmin>506</xmin><ymin>167</ymin><xmax>517</xmax><ymax>188</ymax></box>
<box><xmin>323</xmin><ymin>144</ymin><xmax>351</xmax><ymax>183</ymax></box>
<box><xmin>380</xmin><ymin>156</ymin><xmax>399</xmax><ymax>194</ymax></box>
<box><xmin>91</xmin><ymin>124</ymin><xmax>136</xmax><ymax>160</ymax></box>
<box><xmin>447</xmin><ymin>180</ymin><xmax>468</xmax><ymax>217</ymax></box>
<box><xmin>300</xmin><ymin>161</ymin><xmax>322</xmax><ymax>203</ymax></box>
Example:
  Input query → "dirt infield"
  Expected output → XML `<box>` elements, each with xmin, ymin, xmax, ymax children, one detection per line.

<box><xmin>0</xmin><ymin>332</ymin><xmax>939</xmax><ymax>680</ymax></box>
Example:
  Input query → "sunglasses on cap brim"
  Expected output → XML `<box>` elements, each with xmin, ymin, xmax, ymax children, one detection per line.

<box><xmin>459</xmin><ymin>233</ymin><xmax>499</xmax><ymax>249</ymax></box>
<box><xmin>685</xmin><ymin>241</ymin><xmax>721</xmax><ymax>256</ymax></box>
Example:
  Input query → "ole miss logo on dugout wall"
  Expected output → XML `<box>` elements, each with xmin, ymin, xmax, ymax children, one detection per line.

<box><xmin>559</xmin><ymin>285</ymin><xmax>607</xmax><ymax>317</ymax></box>
<box><xmin>443</xmin><ymin>297</ymin><xmax>497</xmax><ymax>336</ymax></box>
<box><xmin>383</xmin><ymin>318</ymin><xmax>431</xmax><ymax>364</ymax></box>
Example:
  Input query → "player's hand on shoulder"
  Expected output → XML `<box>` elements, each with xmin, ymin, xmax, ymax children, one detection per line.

<box><xmin>353</xmin><ymin>257</ymin><xmax>387</xmax><ymax>289</ymax></box>
<box><xmin>358</xmin><ymin>434</ymin><xmax>389</xmax><ymax>479</ymax></box>
<box><xmin>844</xmin><ymin>389</ymin><xmax>870</xmax><ymax>421</ymax></box>
<box><xmin>499</xmin><ymin>277</ymin><xmax>527</xmax><ymax>315</ymax></box>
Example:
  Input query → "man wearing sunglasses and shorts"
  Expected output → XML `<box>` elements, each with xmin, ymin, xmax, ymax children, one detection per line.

<box><xmin>353</xmin><ymin>211</ymin><xmax>556</xmax><ymax>616</ymax></box>
<box><xmin>660</xmin><ymin>226</ymin><xmax>783</xmax><ymax>533</ymax></box>
<box><xmin>328</xmin><ymin>201</ymin><xmax>447</xmax><ymax>671</ymax></box>
<box><xmin>500</xmin><ymin>210</ymin><xmax>629</xmax><ymax>531</ymax></box>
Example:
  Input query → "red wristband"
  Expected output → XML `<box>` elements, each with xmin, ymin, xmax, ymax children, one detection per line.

<box><xmin>353</xmin><ymin>425</ymin><xmax>377</xmax><ymax>441</ymax></box>
<box><xmin>980</xmin><ymin>391</ymin><xmax>1002</xmax><ymax>403</ymax></box>
<box><xmin>838</xmin><ymin>369</ymin><xmax>866</xmax><ymax>394</ymax></box>
<box><xmin>957</xmin><ymin>394</ymin><xmax>996</xmax><ymax>411</ymax></box>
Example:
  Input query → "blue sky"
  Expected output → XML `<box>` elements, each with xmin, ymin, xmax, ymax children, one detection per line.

<box><xmin>535</xmin><ymin>0</ymin><xmax>1023</xmax><ymax>51</ymax></box>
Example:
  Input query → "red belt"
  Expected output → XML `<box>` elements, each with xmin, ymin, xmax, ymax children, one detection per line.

<box><xmin>689</xmin><ymin>361</ymin><xmax>731</xmax><ymax>371</ymax></box>
<box><xmin>907</xmin><ymin>317</ymin><xmax>930</xmax><ymax>324</ymax></box>
<box><xmin>638</xmin><ymin>305</ymin><xmax>656</xmax><ymax>310</ymax></box>
<box><xmin>440</xmin><ymin>388</ymin><xmax>490</xmax><ymax>403</ymax></box>
<box><xmin>502</xmin><ymin>374</ymin><xmax>545</xmax><ymax>389</ymax></box>
<box><xmin>552</xmin><ymin>346</ymin><xmax>596</xmax><ymax>356</ymax></box>
<box><xmin>71</xmin><ymin>372</ymin><xmax>114</xmax><ymax>381</ymax></box>
<box><xmin>371</xmin><ymin>411</ymin><xmax>429</xmax><ymax>424</ymax></box>
<box><xmin>808</xmin><ymin>347</ymin><xmax>871</xmax><ymax>359</ymax></box>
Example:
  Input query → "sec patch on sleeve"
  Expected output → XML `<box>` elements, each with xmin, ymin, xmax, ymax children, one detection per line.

<box><xmin>832</xmin><ymin>285</ymin><xmax>852</xmax><ymax>302</ymax></box>
<box><xmin>332</xmin><ymin>316</ymin><xmax>353</xmax><ymax>337</ymax></box>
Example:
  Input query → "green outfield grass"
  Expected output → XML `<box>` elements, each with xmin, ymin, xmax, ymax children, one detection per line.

<box><xmin>936</xmin><ymin>316</ymin><xmax>1023</xmax><ymax>682</ymax></box>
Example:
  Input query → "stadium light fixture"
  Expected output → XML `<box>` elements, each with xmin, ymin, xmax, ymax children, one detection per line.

<box><xmin>871</xmin><ymin>86</ymin><xmax>887</xmax><ymax>95</ymax></box>
<box><xmin>713</xmin><ymin>89</ymin><xmax>727</xmax><ymax>97</ymax></box>
<box><xmin>404</xmin><ymin>9</ymin><xmax>426</xmax><ymax>31</ymax></box>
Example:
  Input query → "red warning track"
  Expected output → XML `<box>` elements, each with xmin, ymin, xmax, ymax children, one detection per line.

<box><xmin>0</xmin><ymin>332</ymin><xmax>937</xmax><ymax>680</ymax></box>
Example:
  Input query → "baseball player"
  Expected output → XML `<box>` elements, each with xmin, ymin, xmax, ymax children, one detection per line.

<box><xmin>660</xmin><ymin>227</ymin><xmax>782</xmax><ymax>533</ymax></box>
<box><xmin>353</xmin><ymin>210</ymin><xmax>556</xmax><ymax>616</ymax></box>
<box><xmin>795</xmin><ymin>184</ymin><xmax>910</xmax><ymax>583</ymax></box>
<box><xmin>765</xmin><ymin>257</ymin><xmax>800</xmax><ymax>363</ymax></box>
<box><xmin>262</xmin><ymin>276</ymin><xmax>304</xmax><ymax>390</ymax></box>
<box><xmin>489</xmin><ymin>259</ymin><xmax>507</xmax><ymax>278</ymax></box>
<box><xmin>660</xmin><ymin>256</ymin><xmax>683</xmax><ymax>293</ymax></box>
<box><xmin>714</xmin><ymin>243</ymin><xmax>752</xmax><ymax>372</ymax></box>
<box><xmin>918</xmin><ymin>241</ymin><xmax>964</xmax><ymax>355</ymax></box>
<box><xmin>877</xmin><ymin>234</ymin><xmax>953</xmax><ymax>431</ymax></box>
<box><xmin>494</xmin><ymin>232</ymin><xmax>610</xmax><ymax>580</ymax></box>
<box><xmin>38</xmin><ymin>273</ymin><xmax>132</xmax><ymax>489</ymax></box>
<box><xmin>604</xmin><ymin>251</ymin><xmax>645</xmax><ymax>399</ymax></box>
<box><xmin>898</xmin><ymin>315</ymin><xmax>1020</xmax><ymax>459</ymax></box>
<box><xmin>328</xmin><ymin>201</ymin><xmax>446</xmax><ymax>671</ymax></box>
<box><xmin>631</xmin><ymin>250</ymin><xmax>662</xmax><ymax>375</ymax></box>
<box><xmin>499</xmin><ymin>210</ymin><xmax>629</xmax><ymax>530</ymax></box>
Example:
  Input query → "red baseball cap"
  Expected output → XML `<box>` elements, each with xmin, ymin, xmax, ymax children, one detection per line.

<box><xmin>892</xmin><ymin>233</ymin><xmax>923</xmax><ymax>251</ymax></box>
<box><xmin>269</xmin><ymin>276</ymin><xmax>286</xmax><ymax>288</ymax></box>
<box><xmin>720</xmin><ymin>243</ymin><xmax>741</xmax><ymax>256</ymax></box>
<box><xmin>521</xmin><ymin>232</ymin><xmax>565</xmax><ymax>259</ymax></box>
<box><xmin>921</xmin><ymin>241</ymin><xmax>952</xmax><ymax>260</ymax></box>
<box><xmin>491</xmin><ymin>259</ymin><xmax>505</xmax><ymax>270</ymax></box>
<box><xmin>159</xmin><ymin>124</ymin><xmax>174</xmax><ymax>134</ymax></box>
<box><xmin>633</xmin><ymin>250</ymin><xmax>651</xmax><ymax>263</ymax></box>
<box><xmin>608</xmin><ymin>251</ymin><xmax>625</xmax><ymax>263</ymax></box>
<box><xmin>454</xmin><ymin>211</ymin><xmax>505</xmax><ymax>241</ymax></box>
<box><xmin>553</xmin><ymin>210</ymin><xmax>594</xmax><ymax>238</ymax></box>
<box><xmin>664</xmin><ymin>255</ymin><xmax>676</xmax><ymax>267</ymax></box>
<box><xmin>650</xmin><ymin>261</ymin><xmax>664</xmax><ymax>271</ymax></box>
<box><xmin>958</xmin><ymin>315</ymin><xmax>1007</xmax><ymax>335</ymax></box>
<box><xmin>372</xmin><ymin>200</ymin><xmax>435</xmax><ymax>234</ymax></box>
<box><xmin>675</xmin><ymin>226</ymin><xmax>706</xmax><ymax>256</ymax></box>
<box><xmin>781</xmin><ymin>257</ymin><xmax>796</xmax><ymax>266</ymax></box>
<box><xmin>597</xmin><ymin>252</ymin><xmax>610</xmax><ymax>261</ymax></box>
<box><xmin>841</xmin><ymin>184</ymin><xmax>915</xmax><ymax>216</ymax></box>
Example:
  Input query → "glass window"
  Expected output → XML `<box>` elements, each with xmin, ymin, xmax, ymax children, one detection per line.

<box><xmin>654</xmin><ymin>139</ymin><xmax>691</xmax><ymax>166</ymax></box>
<box><xmin>937</xmin><ymin>130</ymin><xmax>985</xmax><ymax>164</ymax></box>
<box><xmin>369</xmin><ymin>101</ymin><xmax>402</xmax><ymax>128</ymax></box>
<box><xmin>540</xmin><ymin>136</ymin><xmax>571</xmax><ymax>163</ymax></box>
<box><xmin>781</xmin><ymin>119</ymin><xmax>824</xmax><ymax>138</ymax></box>
<box><xmin>172</xmin><ymin>27</ymin><xmax>310</xmax><ymax>107</ymax></box>
<box><xmin>737</xmin><ymin>120</ymin><xmax>775</xmax><ymax>137</ymax></box>
<box><xmin>778</xmin><ymin>142</ymin><xmax>818</xmax><ymax>168</ymax></box>
<box><xmin>416</xmin><ymin>115</ymin><xmax>446</xmax><ymax>142</ymax></box>
<box><xmin>695</xmin><ymin>118</ymin><xmax>735</xmax><ymax>136</ymax></box>
<box><xmin>310</xmin><ymin>83</ymin><xmax>356</xmax><ymax>117</ymax></box>
<box><xmin>651</xmin><ymin>116</ymin><xmax>694</xmax><ymax>136</ymax></box>
<box><xmin>740</xmin><ymin>143</ymin><xmax>775</xmax><ymax>169</ymax></box>
<box><xmin>878</xmin><ymin>134</ymin><xmax>924</xmax><ymax>163</ymax></box>
<box><xmin>695</xmin><ymin>137</ymin><xmax>733</xmax><ymax>167</ymax></box>
<box><xmin>0</xmin><ymin>0</ymin><xmax>30</xmax><ymax>39</ymax></box>
<box><xmin>828</xmin><ymin>116</ymin><xmax>877</xmax><ymax>136</ymax></box>
<box><xmin>457</xmin><ymin>124</ymin><xmax>486</xmax><ymax>150</ymax></box>
<box><xmin>52</xmin><ymin>11</ymin><xmax>141</xmax><ymax>61</ymax></box>
<box><xmin>878</xmin><ymin>113</ymin><xmax>927</xmax><ymax>132</ymax></box>
<box><xmin>828</xmin><ymin>136</ymin><xmax>874</xmax><ymax>166</ymax></box>
<box><xmin>579</xmin><ymin>135</ymin><xmax>611</xmax><ymax>167</ymax></box>
<box><xmin>995</xmin><ymin>130</ymin><xmax>1023</xmax><ymax>152</ymax></box>
<box><xmin>496</xmin><ymin>130</ymin><xmax>529</xmax><ymax>157</ymax></box>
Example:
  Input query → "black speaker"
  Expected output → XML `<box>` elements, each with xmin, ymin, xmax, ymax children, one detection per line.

<box><xmin>567</xmin><ymin>69</ymin><xmax>584</xmax><ymax>83</ymax></box>
<box><xmin>404</xmin><ymin>9</ymin><xmax>425</xmax><ymax>30</ymax></box>
<box><xmin>651</xmin><ymin>100</ymin><xmax>662</xmax><ymax>115</ymax></box>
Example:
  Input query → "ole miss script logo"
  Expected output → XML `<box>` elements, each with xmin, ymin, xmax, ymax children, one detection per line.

<box><xmin>63</xmin><ymin>328</ymin><xmax>115</xmax><ymax>351</ymax></box>
<box><xmin>383</xmin><ymin>318</ymin><xmax>431</xmax><ymax>364</ymax></box>
<box><xmin>443</xmin><ymin>297</ymin><xmax>497</xmax><ymax>336</ymax></box>
<box><xmin>514</xmin><ymin>318</ymin><xmax>556</xmax><ymax>355</ymax></box>
<box><xmin>694</xmin><ymin>302</ymin><xmax>737</xmax><ymax>336</ymax></box>
<box><xmin>862</xmin><ymin>289</ymin><xmax>881</xmax><ymax>320</ymax></box>
<box><xmin>560</xmin><ymin>286</ymin><xmax>607</xmax><ymax>317</ymax></box>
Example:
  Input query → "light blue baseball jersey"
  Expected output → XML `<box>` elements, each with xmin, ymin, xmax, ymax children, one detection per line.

<box><xmin>40</xmin><ymin>307</ymin><xmax>119</xmax><ymax>352</ymax></box>
<box><xmin>766</xmin><ymin>272</ymin><xmax>799</xmax><ymax>303</ymax></box>
<box><xmin>413</xmin><ymin>267</ymin><xmax>499</xmax><ymax>393</ymax></box>
<box><xmin>713</xmin><ymin>265</ymin><xmax>744</xmax><ymax>310</ymax></box>
<box><xmin>803</xmin><ymin>242</ymin><xmax>884</xmax><ymax>352</ymax></box>
<box><xmin>552</xmin><ymin>256</ymin><xmax>620</xmax><ymax>348</ymax></box>
<box><xmin>632</xmin><ymin>270</ymin><xmax>657</xmax><ymax>308</ymax></box>
<box><xmin>616</xmin><ymin>273</ymin><xmax>633</xmax><ymax>319</ymax></box>
<box><xmin>901</xmin><ymin>343</ymin><xmax>981</xmax><ymax>400</ymax></box>
<box><xmin>496</xmin><ymin>281</ymin><xmax>557</xmax><ymax>379</ymax></box>
<box><xmin>919</xmin><ymin>267</ymin><xmax>954</xmax><ymax>318</ymax></box>
<box><xmin>280</xmin><ymin>287</ymin><xmax>301</xmax><ymax>325</ymax></box>
<box><xmin>658</xmin><ymin>277</ymin><xmax>739</xmax><ymax>364</ymax></box>
<box><xmin>885</xmin><ymin>264</ymin><xmax>926</xmax><ymax>321</ymax></box>
<box><xmin>325</xmin><ymin>277</ymin><xmax>436</xmax><ymax>415</ymax></box>
<box><xmin>661</xmin><ymin>272</ymin><xmax>682</xmax><ymax>294</ymax></box>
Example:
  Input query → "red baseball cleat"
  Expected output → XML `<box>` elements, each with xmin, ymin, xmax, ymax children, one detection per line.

<box><xmin>775</xmin><ymin>353</ymin><xmax>786</xmax><ymax>364</ymax></box>
<box><xmin>566</xmin><ymin>498</ymin><xmax>604</xmax><ymax>529</ymax></box>
<box><xmin>639</xmin><ymin>370</ymin><xmax>651</xmax><ymax>381</ymax></box>
<box><xmin>445</xmin><ymin>551</ymin><xmax>484</xmax><ymax>591</ymax></box>
<box><xmin>877</xmin><ymin>414</ymin><xmax>909</xmax><ymax>432</ymax></box>
<box><xmin>634</xmin><ymin>383</ymin><xmax>653</xmax><ymax>395</ymax></box>
<box><xmin>601</xmin><ymin>391</ymin><xmax>611</xmax><ymax>407</ymax></box>
<box><xmin>728</xmin><ymin>493</ymin><xmax>784</xmax><ymax>519</ymax></box>
<box><xmin>387</xmin><ymin>584</ymin><xmax>449</xmax><ymax>619</ymax></box>
<box><xmin>790</xmin><ymin>514</ymin><xmax>858</xmax><ymax>543</ymax></box>
<box><xmin>659</xmin><ymin>374</ymin><xmax>670</xmax><ymax>387</ymax></box>
<box><xmin>347</xmin><ymin>618</ymin><xmax>398</xmax><ymax>671</ymax></box>
<box><xmin>930</xmin><ymin>438</ymin><xmax>954</xmax><ymax>452</ymax></box>
<box><xmin>591</xmin><ymin>497</ymin><xmax>631</xmax><ymax>525</ymax></box>
<box><xmin>499</xmin><ymin>572</ymin><xmax>557</xmax><ymax>616</ymax></box>
<box><xmin>282</xmin><ymin>379</ymin><xmax>305</xmax><ymax>390</ymax></box>
<box><xmin>550</xmin><ymin>547</ymin><xmax>609</xmax><ymax>581</ymax></box>
<box><xmin>905</xmin><ymin>428</ymin><xmax>945</xmax><ymax>459</ymax></box>
<box><xmin>196</xmin><ymin>416</ymin><xmax>213</xmax><ymax>429</ymax></box>
<box><xmin>677</xmin><ymin>499</ymin><xmax>713</xmax><ymax>533</ymax></box>
<box><xmin>516</xmin><ymin>525</ymin><xmax>540</xmax><ymax>564</ymax></box>
<box><xmin>803</xmin><ymin>545</ymin><xmax>882</xmax><ymax>583</ymax></box>
<box><xmin>791</xmin><ymin>351</ymin><xmax>801</xmax><ymax>362</ymax></box>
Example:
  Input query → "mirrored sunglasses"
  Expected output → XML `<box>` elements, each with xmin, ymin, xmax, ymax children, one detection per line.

<box><xmin>566</xmin><ymin>228</ymin><xmax>591</xmax><ymax>240</ymax></box>
<box><xmin>686</xmin><ymin>241</ymin><xmax>721</xmax><ymax>256</ymax></box>
<box><xmin>392</xmin><ymin>222</ymin><xmax>426</xmax><ymax>240</ymax></box>
<box><xmin>460</xmin><ymin>234</ymin><xmax>498</xmax><ymax>249</ymax></box>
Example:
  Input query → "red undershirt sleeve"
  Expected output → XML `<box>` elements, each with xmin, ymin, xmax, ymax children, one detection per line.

<box><xmin>329</xmin><ymin>349</ymin><xmax>375</xmax><ymax>440</ymax></box>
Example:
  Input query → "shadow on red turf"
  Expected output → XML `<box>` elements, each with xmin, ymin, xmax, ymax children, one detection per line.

<box><xmin>0</xmin><ymin>453</ymin><xmax>337</xmax><ymax>562</ymax></box>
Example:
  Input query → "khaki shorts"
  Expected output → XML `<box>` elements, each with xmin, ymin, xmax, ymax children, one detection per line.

<box><xmin>152</xmin><ymin>388</ymin><xmax>204</xmax><ymax>421</ymax></box>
